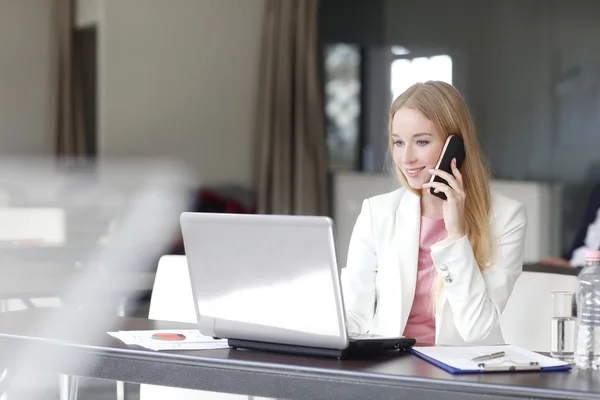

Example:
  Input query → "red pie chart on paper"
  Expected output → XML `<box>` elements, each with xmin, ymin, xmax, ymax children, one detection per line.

<box><xmin>151</xmin><ymin>333</ymin><xmax>186</xmax><ymax>341</ymax></box>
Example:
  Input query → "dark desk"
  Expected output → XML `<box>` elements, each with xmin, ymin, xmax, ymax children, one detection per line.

<box><xmin>0</xmin><ymin>310</ymin><xmax>598</xmax><ymax>400</ymax></box>
<box><xmin>523</xmin><ymin>263</ymin><xmax>581</xmax><ymax>276</ymax></box>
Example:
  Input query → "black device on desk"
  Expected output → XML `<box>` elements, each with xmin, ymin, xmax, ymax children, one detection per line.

<box><xmin>429</xmin><ymin>135</ymin><xmax>466</xmax><ymax>201</ymax></box>
<box><xmin>180</xmin><ymin>212</ymin><xmax>416</xmax><ymax>359</ymax></box>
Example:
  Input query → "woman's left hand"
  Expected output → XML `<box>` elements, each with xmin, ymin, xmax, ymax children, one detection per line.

<box><xmin>422</xmin><ymin>158</ymin><xmax>466</xmax><ymax>241</ymax></box>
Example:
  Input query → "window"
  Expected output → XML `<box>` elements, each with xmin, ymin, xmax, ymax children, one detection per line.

<box><xmin>323</xmin><ymin>44</ymin><xmax>361</xmax><ymax>171</ymax></box>
<box><xmin>390</xmin><ymin>54</ymin><xmax>453</xmax><ymax>101</ymax></box>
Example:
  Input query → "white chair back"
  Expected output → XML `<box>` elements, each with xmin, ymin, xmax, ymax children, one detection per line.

<box><xmin>147</xmin><ymin>255</ymin><xmax>196</xmax><ymax>323</ymax></box>
<box><xmin>140</xmin><ymin>255</ymin><xmax>248</xmax><ymax>400</ymax></box>
<box><xmin>500</xmin><ymin>270</ymin><xmax>579</xmax><ymax>352</ymax></box>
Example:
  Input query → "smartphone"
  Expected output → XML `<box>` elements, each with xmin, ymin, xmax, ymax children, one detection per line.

<box><xmin>428</xmin><ymin>135</ymin><xmax>466</xmax><ymax>200</ymax></box>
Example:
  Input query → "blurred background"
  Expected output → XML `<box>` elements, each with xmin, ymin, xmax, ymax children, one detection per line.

<box><xmin>0</xmin><ymin>0</ymin><xmax>599</xmax><ymax>398</ymax></box>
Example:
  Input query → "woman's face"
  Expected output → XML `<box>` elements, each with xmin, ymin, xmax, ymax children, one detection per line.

<box><xmin>391</xmin><ymin>107</ymin><xmax>445</xmax><ymax>190</ymax></box>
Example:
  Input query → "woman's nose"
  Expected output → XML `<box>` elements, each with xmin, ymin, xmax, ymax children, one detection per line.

<box><xmin>402</xmin><ymin>146</ymin><xmax>416</xmax><ymax>162</ymax></box>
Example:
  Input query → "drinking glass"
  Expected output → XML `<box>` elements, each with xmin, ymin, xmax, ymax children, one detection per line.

<box><xmin>550</xmin><ymin>291</ymin><xmax>576</xmax><ymax>361</ymax></box>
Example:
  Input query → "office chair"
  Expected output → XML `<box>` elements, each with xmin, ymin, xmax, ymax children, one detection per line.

<box><xmin>500</xmin><ymin>269</ymin><xmax>579</xmax><ymax>352</ymax></box>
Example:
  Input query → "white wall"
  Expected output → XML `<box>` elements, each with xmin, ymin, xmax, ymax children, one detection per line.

<box><xmin>98</xmin><ymin>0</ymin><xmax>265</xmax><ymax>186</ymax></box>
<box><xmin>0</xmin><ymin>0</ymin><xmax>54</xmax><ymax>155</ymax></box>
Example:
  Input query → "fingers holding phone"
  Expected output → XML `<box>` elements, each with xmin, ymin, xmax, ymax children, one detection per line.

<box><xmin>427</xmin><ymin>160</ymin><xmax>464</xmax><ymax>197</ymax></box>
<box><xmin>423</xmin><ymin>158</ymin><xmax>466</xmax><ymax>241</ymax></box>
<box><xmin>450</xmin><ymin>155</ymin><xmax>464</xmax><ymax>188</ymax></box>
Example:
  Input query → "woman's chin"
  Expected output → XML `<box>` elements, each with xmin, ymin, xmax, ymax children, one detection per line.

<box><xmin>405</xmin><ymin>178</ymin><xmax>427</xmax><ymax>190</ymax></box>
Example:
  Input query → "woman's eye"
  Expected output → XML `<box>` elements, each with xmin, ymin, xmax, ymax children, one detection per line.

<box><xmin>394</xmin><ymin>141</ymin><xmax>404</xmax><ymax>147</ymax></box>
<box><xmin>416</xmin><ymin>140</ymin><xmax>429</xmax><ymax>146</ymax></box>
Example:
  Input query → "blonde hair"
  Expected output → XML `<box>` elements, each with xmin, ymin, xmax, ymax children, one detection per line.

<box><xmin>388</xmin><ymin>81</ymin><xmax>494</xmax><ymax>313</ymax></box>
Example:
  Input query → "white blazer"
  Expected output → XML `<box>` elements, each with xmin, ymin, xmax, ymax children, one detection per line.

<box><xmin>341</xmin><ymin>187</ymin><xmax>527</xmax><ymax>345</ymax></box>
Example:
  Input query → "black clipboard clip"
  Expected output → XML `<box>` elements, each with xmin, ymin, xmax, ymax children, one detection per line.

<box><xmin>478</xmin><ymin>361</ymin><xmax>541</xmax><ymax>372</ymax></box>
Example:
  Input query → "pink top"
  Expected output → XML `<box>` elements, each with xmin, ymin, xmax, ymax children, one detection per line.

<box><xmin>403</xmin><ymin>216</ymin><xmax>447</xmax><ymax>345</ymax></box>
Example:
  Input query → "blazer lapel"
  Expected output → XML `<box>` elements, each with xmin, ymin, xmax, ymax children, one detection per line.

<box><xmin>391</xmin><ymin>190</ymin><xmax>421</xmax><ymax>334</ymax></box>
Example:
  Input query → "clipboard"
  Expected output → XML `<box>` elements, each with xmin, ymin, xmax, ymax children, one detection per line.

<box><xmin>410</xmin><ymin>345</ymin><xmax>571</xmax><ymax>374</ymax></box>
<box><xmin>476</xmin><ymin>361</ymin><xmax>541</xmax><ymax>372</ymax></box>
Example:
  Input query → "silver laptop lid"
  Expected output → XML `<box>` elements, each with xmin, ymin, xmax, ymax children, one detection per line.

<box><xmin>180</xmin><ymin>212</ymin><xmax>349</xmax><ymax>350</ymax></box>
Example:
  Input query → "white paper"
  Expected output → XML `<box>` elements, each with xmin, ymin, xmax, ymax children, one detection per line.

<box><xmin>412</xmin><ymin>344</ymin><xmax>570</xmax><ymax>371</ymax></box>
<box><xmin>108</xmin><ymin>329</ymin><xmax>229</xmax><ymax>351</ymax></box>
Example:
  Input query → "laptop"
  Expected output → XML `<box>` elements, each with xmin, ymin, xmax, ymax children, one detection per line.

<box><xmin>180</xmin><ymin>212</ymin><xmax>415</xmax><ymax>359</ymax></box>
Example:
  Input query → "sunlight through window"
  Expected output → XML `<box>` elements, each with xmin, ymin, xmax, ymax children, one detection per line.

<box><xmin>391</xmin><ymin>54</ymin><xmax>453</xmax><ymax>100</ymax></box>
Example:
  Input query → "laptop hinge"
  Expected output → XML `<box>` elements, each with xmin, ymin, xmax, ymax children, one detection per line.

<box><xmin>198</xmin><ymin>316</ymin><xmax>217</xmax><ymax>337</ymax></box>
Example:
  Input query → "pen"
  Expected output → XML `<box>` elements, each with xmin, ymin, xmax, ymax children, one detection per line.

<box><xmin>470</xmin><ymin>351</ymin><xmax>505</xmax><ymax>362</ymax></box>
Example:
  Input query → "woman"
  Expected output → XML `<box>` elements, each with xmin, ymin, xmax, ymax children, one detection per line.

<box><xmin>341</xmin><ymin>81</ymin><xmax>527</xmax><ymax>346</ymax></box>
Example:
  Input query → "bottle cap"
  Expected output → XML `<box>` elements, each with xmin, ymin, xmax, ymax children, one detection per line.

<box><xmin>584</xmin><ymin>250</ymin><xmax>600</xmax><ymax>262</ymax></box>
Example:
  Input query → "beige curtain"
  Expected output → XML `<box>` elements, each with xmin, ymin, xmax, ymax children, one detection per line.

<box><xmin>54</xmin><ymin>0</ymin><xmax>87</xmax><ymax>159</ymax></box>
<box><xmin>254</xmin><ymin>0</ymin><xmax>328</xmax><ymax>216</ymax></box>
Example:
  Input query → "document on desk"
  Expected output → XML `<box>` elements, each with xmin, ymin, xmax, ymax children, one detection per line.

<box><xmin>411</xmin><ymin>345</ymin><xmax>571</xmax><ymax>374</ymax></box>
<box><xmin>108</xmin><ymin>329</ymin><xmax>229</xmax><ymax>351</ymax></box>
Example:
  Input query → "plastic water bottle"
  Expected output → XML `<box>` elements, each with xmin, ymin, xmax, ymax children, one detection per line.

<box><xmin>574</xmin><ymin>250</ymin><xmax>600</xmax><ymax>369</ymax></box>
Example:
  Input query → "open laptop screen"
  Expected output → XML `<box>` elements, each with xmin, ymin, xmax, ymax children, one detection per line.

<box><xmin>181</xmin><ymin>213</ymin><xmax>348</xmax><ymax>349</ymax></box>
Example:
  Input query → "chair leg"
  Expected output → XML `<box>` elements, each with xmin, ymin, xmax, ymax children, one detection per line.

<box><xmin>69</xmin><ymin>376</ymin><xmax>79</xmax><ymax>400</ymax></box>
<box><xmin>59</xmin><ymin>374</ymin><xmax>69</xmax><ymax>400</ymax></box>
<box><xmin>59</xmin><ymin>374</ymin><xmax>78</xmax><ymax>400</ymax></box>
<box><xmin>116</xmin><ymin>296</ymin><xmax>127</xmax><ymax>400</ymax></box>
<box><xmin>116</xmin><ymin>381</ymin><xmax>125</xmax><ymax>400</ymax></box>
<box><xmin>0</xmin><ymin>368</ymin><xmax>10</xmax><ymax>400</ymax></box>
